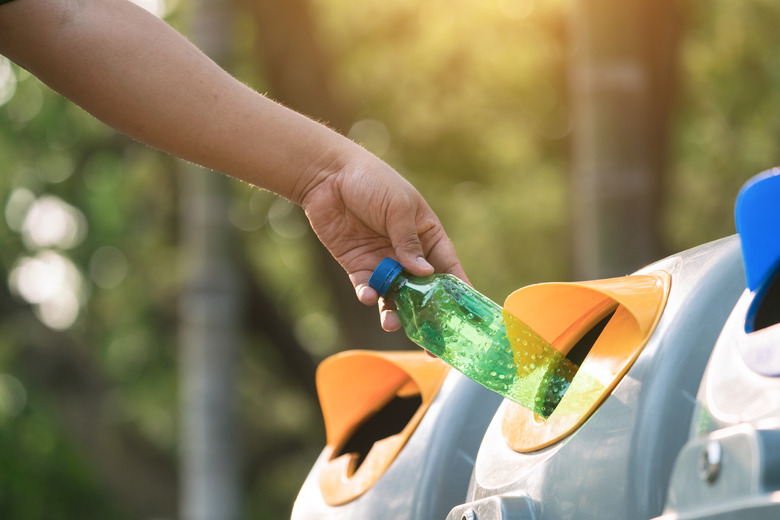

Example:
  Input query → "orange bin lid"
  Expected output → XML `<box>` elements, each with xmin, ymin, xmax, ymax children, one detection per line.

<box><xmin>316</xmin><ymin>350</ymin><xmax>449</xmax><ymax>505</ymax></box>
<box><xmin>501</xmin><ymin>270</ymin><xmax>671</xmax><ymax>452</ymax></box>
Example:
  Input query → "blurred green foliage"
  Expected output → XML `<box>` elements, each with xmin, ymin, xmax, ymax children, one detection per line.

<box><xmin>0</xmin><ymin>0</ymin><xmax>779</xmax><ymax>518</ymax></box>
<box><xmin>666</xmin><ymin>0</ymin><xmax>780</xmax><ymax>251</ymax></box>
<box><xmin>314</xmin><ymin>0</ymin><xmax>572</xmax><ymax>300</ymax></box>
<box><xmin>0</xmin><ymin>401</ymin><xmax>123</xmax><ymax>520</ymax></box>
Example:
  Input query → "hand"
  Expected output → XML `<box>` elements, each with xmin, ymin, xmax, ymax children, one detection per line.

<box><xmin>299</xmin><ymin>148</ymin><xmax>468</xmax><ymax>331</ymax></box>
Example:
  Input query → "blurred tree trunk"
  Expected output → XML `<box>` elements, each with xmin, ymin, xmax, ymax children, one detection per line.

<box><xmin>178</xmin><ymin>0</ymin><xmax>242</xmax><ymax>519</ymax></box>
<box><xmin>239</xmin><ymin>0</ymin><xmax>415</xmax><ymax>351</ymax></box>
<box><xmin>569</xmin><ymin>0</ymin><xmax>682</xmax><ymax>279</ymax></box>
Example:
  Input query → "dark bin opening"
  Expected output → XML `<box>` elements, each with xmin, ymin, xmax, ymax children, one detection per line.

<box><xmin>567</xmin><ymin>309</ymin><xmax>616</xmax><ymax>366</ymax></box>
<box><xmin>749</xmin><ymin>267</ymin><xmax>780</xmax><ymax>332</ymax></box>
<box><xmin>540</xmin><ymin>308</ymin><xmax>617</xmax><ymax>417</ymax></box>
<box><xmin>335</xmin><ymin>394</ymin><xmax>423</xmax><ymax>471</ymax></box>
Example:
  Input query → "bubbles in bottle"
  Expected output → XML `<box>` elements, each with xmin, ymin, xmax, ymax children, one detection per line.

<box><xmin>381</xmin><ymin>262</ymin><xmax>586</xmax><ymax>418</ymax></box>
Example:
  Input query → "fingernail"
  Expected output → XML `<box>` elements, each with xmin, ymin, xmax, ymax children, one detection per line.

<box><xmin>417</xmin><ymin>256</ymin><xmax>433</xmax><ymax>271</ymax></box>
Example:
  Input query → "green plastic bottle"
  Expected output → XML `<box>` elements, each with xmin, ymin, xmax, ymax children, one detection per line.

<box><xmin>368</xmin><ymin>257</ymin><xmax>577</xmax><ymax>417</ymax></box>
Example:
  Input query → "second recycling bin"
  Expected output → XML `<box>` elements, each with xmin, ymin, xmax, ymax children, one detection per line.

<box><xmin>446</xmin><ymin>235</ymin><xmax>744</xmax><ymax>520</ymax></box>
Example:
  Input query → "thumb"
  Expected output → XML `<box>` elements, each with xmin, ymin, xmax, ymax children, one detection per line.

<box><xmin>387</xmin><ymin>211</ymin><xmax>434</xmax><ymax>277</ymax></box>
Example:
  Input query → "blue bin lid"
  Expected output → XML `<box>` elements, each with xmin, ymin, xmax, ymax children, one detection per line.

<box><xmin>735</xmin><ymin>167</ymin><xmax>780</xmax><ymax>292</ymax></box>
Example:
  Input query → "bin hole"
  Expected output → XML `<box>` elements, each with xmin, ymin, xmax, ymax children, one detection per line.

<box><xmin>567</xmin><ymin>309</ymin><xmax>616</xmax><ymax>366</ymax></box>
<box><xmin>334</xmin><ymin>393</ymin><xmax>422</xmax><ymax>472</ymax></box>
<box><xmin>750</xmin><ymin>268</ymin><xmax>780</xmax><ymax>332</ymax></box>
<box><xmin>538</xmin><ymin>308</ymin><xmax>616</xmax><ymax>418</ymax></box>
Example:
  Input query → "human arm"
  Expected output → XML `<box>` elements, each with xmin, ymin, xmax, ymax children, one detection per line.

<box><xmin>0</xmin><ymin>0</ymin><xmax>467</xmax><ymax>330</ymax></box>
<box><xmin>0</xmin><ymin>0</ymin><xmax>337</xmax><ymax>201</ymax></box>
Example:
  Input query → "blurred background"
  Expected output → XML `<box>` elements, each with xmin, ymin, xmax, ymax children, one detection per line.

<box><xmin>0</xmin><ymin>0</ymin><xmax>778</xmax><ymax>518</ymax></box>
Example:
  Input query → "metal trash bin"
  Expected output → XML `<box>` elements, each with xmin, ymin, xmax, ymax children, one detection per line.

<box><xmin>447</xmin><ymin>235</ymin><xmax>744</xmax><ymax>520</ymax></box>
<box><xmin>655</xmin><ymin>168</ymin><xmax>780</xmax><ymax>519</ymax></box>
<box><xmin>291</xmin><ymin>350</ymin><xmax>502</xmax><ymax>519</ymax></box>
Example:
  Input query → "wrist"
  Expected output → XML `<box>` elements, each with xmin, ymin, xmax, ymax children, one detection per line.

<box><xmin>290</xmin><ymin>137</ymin><xmax>364</xmax><ymax>207</ymax></box>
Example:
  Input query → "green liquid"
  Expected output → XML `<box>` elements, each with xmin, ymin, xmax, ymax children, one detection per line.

<box><xmin>390</xmin><ymin>273</ymin><xmax>577</xmax><ymax>417</ymax></box>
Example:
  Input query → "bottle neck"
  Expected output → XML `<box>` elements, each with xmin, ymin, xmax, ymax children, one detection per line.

<box><xmin>383</xmin><ymin>272</ymin><xmax>407</xmax><ymax>299</ymax></box>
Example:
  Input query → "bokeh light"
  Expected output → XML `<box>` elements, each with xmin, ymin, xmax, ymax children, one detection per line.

<box><xmin>36</xmin><ymin>152</ymin><xmax>76</xmax><ymax>184</ymax></box>
<box><xmin>9</xmin><ymin>250</ymin><xmax>87</xmax><ymax>330</ymax></box>
<box><xmin>268</xmin><ymin>198</ymin><xmax>309</xmax><ymax>241</ymax></box>
<box><xmin>22</xmin><ymin>195</ymin><xmax>87</xmax><ymax>250</ymax></box>
<box><xmin>0</xmin><ymin>374</ymin><xmax>27</xmax><ymax>419</ymax></box>
<box><xmin>89</xmin><ymin>246</ymin><xmax>129</xmax><ymax>289</ymax></box>
<box><xmin>294</xmin><ymin>312</ymin><xmax>339</xmax><ymax>358</ymax></box>
<box><xmin>0</xmin><ymin>57</ymin><xmax>17</xmax><ymax>106</ymax></box>
<box><xmin>348</xmin><ymin>119</ymin><xmax>392</xmax><ymax>158</ymax></box>
<box><xmin>4</xmin><ymin>187</ymin><xmax>36</xmax><ymax>233</ymax></box>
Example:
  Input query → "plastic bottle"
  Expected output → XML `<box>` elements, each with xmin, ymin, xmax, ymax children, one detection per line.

<box><xmin>368</xmin><ymin>257</ymin><xmax>577</xmax><ymax>417</ymax></box>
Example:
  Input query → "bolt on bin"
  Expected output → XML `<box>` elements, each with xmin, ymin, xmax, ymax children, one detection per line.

<box><xmin>656</xmin><ymin>168</ymin><xmax>780</xmax><ymax>519</ymax></box>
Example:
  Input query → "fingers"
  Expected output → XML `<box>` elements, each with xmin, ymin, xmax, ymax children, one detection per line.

<box><xmin>355</xmin><ymin>282</ymin><xmax>378</xmax><ymax>306</ymax></box>
<box><xmin>419</xmin><ymin>222</ymin><xmax>471</xmax><ymax>286</ymax></box>
<box><xmin>383</xmin><ymin>196</ymin><xmax>436</xmax><ymax>277</ymax></box>
<box><xmin>379</xmin><ymin>308</ymin><xmax>402</xmax><ymax>332</ymax></box>
<box><xmin>354</xmin><ymin>280</ymin><xmax>402</xmax><ymax>331</ymax></box>
<box><xmin>378</xmin><ymin>298</ymin><xmax>402</xmax><ymax>332</ymax></box>
<box><xmin>350</xmin><ymin>216</ymin><xmax>469</xmax><ymax>305</ymax></box>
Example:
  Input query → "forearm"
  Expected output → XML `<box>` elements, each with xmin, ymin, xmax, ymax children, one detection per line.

<box><xmin>0</xmin><ymin>0</ymin><xmax>352</xmax><ymax>203</ymax></box>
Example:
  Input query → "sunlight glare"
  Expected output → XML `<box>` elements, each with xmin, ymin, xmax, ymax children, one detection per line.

<box><xmin>497</xmin><ymin>0</ymin><xmax>535</xmax><ymax>19</ymax></box>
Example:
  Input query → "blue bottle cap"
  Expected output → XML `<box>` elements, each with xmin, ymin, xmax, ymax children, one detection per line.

<box><xmin>368</xmin><ymin>257</ymin><xmax>404</xmax><ymax>297</ymax></box>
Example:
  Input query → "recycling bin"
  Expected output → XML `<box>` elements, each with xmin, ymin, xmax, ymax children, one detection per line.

<box><xmin>291</xmin><ymin>350</ymin><xmax>502</xmax><ymax>519</ymax></box>
<box><xmin>655</xmin><ymin>168</ymin><xmax>780</xmax><ymax>519</ymax></box>
<box><xmin>446</xmin><ymin>235</ymin><xmax>744</xmax><ymax>520</ymax></box>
